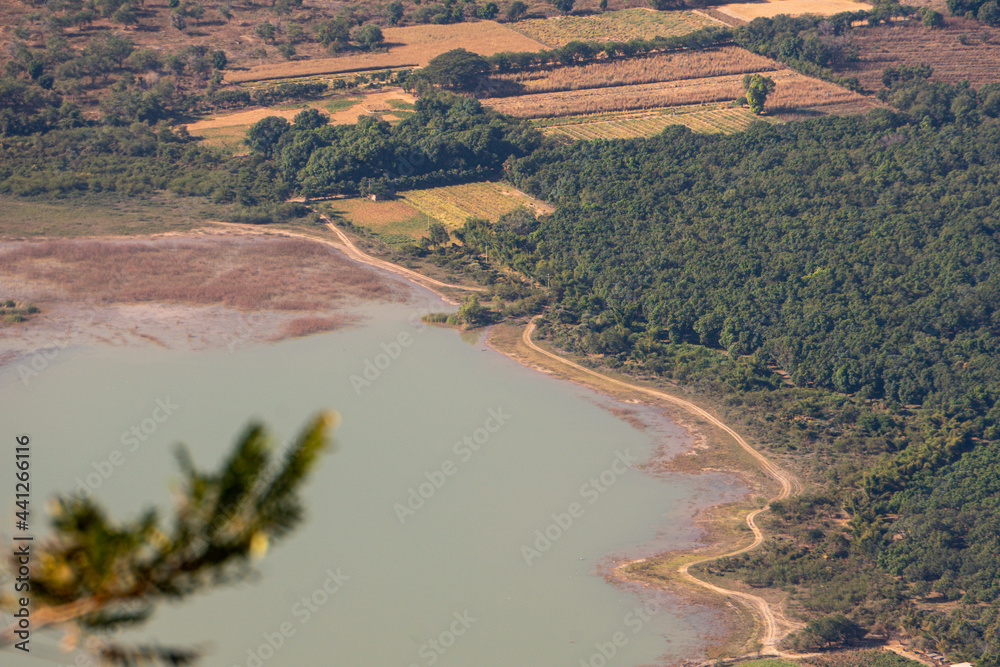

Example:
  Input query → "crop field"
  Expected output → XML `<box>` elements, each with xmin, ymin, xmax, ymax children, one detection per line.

<box><xmin>326</xmin><ymin>198</ymin><xmax>434</xmax><ymax>244</ymax></box>
<box><xmin>539</xmin><ymin>105</ymin><xmax>776</xmax><ymax>140</ymax></box>
<box><xmin>839</xmin><ymin>20</ymin><xmax>1000</xmax><ymax>90</ymax></box>
<box><xmin>400</xmin><ymin>182</ymin><xmax>554</xmax><ymax>228</ymax></box>
<box><xmin>713</xmin><ymin>0</ymin><xmax>872</xmax><ymax>23</ymax></box>
<box><xmin>226</xmin><ymin>22</ymin><xmax>548</xmax><ymax>83</ymax></box>
<box><xmin>492</xmin><ymin>47</ymin><xmax>780</xmax><ymax>95</ymax></box>
<box><xmin>484</xmin><ymin>66</ymin><xmax>876</xmax><ymax>119</ymax></box>
<box><xmin>767</xmin><ymin>71</ymin><xmax>881</xmax><ymax>116</ymax></box>
<box><xmin>482</xmin><ymin>71</ymin><xmax>779</xmax><ymax>117</ymax></box>
<box><xmin>508</xmin><ymin>8</ymin><xmax>715</xmax><ymax>48</ymax></box>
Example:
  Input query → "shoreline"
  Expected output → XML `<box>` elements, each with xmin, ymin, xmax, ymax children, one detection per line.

<box><xmin>2</xmin><ymin>224</ymin><xmax>796</xmax><ymax>663</ymax></box>
<box><xmin>484</xmin><ymin>319</ymin><xmax>800</xmax><ymax>660</ymax></box>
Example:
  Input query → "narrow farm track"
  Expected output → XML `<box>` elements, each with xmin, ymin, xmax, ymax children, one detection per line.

<box><xmin>321</xmin><ymin>219</ymin><xmax>487</xmax><ymax>303</ymax></box>
<box><xmin>520</xmin><ymin>316</ymin><xmax>805</xmax><ymax>654</ymax></box>
<box><xmin>208</xmin><ymin>217</ymin><xmax>485</xmax><ymax>305</ymax></box>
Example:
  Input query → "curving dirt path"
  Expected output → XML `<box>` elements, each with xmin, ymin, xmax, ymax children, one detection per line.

<box><xmin>205</xmin><ymin>218</ymin><xmax>486</xmax><ymax>305</ymax></box>
<box><xmin>520</xmin><ymin>316</ymin><xmax>804</xmax><ymax>654</ymax></box>
<box><xmin>322</xmin><ymin>219</ymin><xmax>487</xmax><ymax>304</ymax></box>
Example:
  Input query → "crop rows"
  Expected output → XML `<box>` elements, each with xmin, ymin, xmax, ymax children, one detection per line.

<box><xmin>492</xmin><ymin>47</ymin><xmax>780</xmax><ymax>96</ymax></box>
<box><xmin>482</xmin><ymin>72</ymin><xmax>771</xmax><ymax>118</ymax></box>
<box><xmin>542</xmin><ymin>106</ymin><xmax>770</xmax><ymax>140</ymax></box>
<box><xmin>400</xmin><ymin>182</ymin><xmax>531</xmax><ymax>228</ymax></box>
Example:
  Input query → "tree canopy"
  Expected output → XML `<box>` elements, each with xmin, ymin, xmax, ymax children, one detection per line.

<box><xmin>420</xmin><ymin>48</ymin><xmax>490</xmax><ymax>91</ymax></box>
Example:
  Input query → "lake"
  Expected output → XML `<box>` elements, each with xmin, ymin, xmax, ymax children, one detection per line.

<box><xmin>1</xmin><ymin>287</ymin><xmax>745</xmax><ymax>666</ymax></box>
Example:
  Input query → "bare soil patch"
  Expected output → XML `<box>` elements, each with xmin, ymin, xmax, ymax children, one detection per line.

<box><xmin>714</xmin><ymin>0</ymin><xmax>871</xmax><ymax>22</ymax></box>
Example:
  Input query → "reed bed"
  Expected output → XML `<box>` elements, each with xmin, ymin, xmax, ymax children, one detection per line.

<box><xmin>279</xmin><ymin>316</ymin><xmax>352</xmax><ymax>338</ymax></box>
<box><xmin>0</xmin><ymin>237</ymin><xmax>403</xmax><ymax>310</ymax></box>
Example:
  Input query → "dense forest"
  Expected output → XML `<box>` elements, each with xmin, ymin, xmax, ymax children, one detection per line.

<box><xmin>452</xmin><ymin>85</ymin><xmax>1000</xmax><ymax>662</ymax></box>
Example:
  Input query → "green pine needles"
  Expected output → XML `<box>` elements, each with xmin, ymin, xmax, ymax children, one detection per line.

<box><xmin>1</xmin><ymin>411</ymin><xmax>337</xmax><ymax>665</ymax></box>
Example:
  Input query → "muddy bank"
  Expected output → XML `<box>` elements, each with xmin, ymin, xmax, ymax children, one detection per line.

<box><xmin>0</xmin><ymin>231</ymin><xmax>411</xmax><ymax>365</ymax></box>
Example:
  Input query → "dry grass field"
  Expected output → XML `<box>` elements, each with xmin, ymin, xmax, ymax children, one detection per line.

<box><xmin>840</xmin><ymin>19</ymin><xmax>1000</xmax><ymax>90</ymax></box>
<box><xmin>327</xmin><ymin>197</ymin><xmax>434</xmax><ymax>242</ymax></box>
<box><xmin>493</xmin><ymin>47</ymin><xmax>780</xmax><ymax>95</ymax></box>
<box><xmin>713</xmin><ymin>0</ymin><xmax>872</xmax><ymax>23</ymax></box>
<box><xmin>226</xmin><ymin>22</ymin><xmax>548</xmax><ymax>83</ymax></box>
<box><xmin>767</xmin><ymin>71</ymin><xmax>881</xmax><ymax>115</ymax></box>
<box><xmin>485</xmin><ymin>64</ymin><xmax>877</xmax><ymax>118</ymax></box>
<box><xmin>539</xmin><ymin>104</ymin><xmax>777</xmax><ymax>139</ymax></box>
<box><xmin>0</xmin><ymin>236</ymin><xmax>400</xmax><ymax>310</ymax></box>
<box><xmin>400</xmin><ymin>182</ymin><xmax>554</xmax><ymax>228</ymax></box>
<box><xmin>508</xmin><ymin>8</ymin><xmax>714</xmax><ymax>48</ymax></box>
<box><xmin>186</xmin><ymin>90</ymin><xmax>417</xmax><ymax>150</ymax></box>
<box><xmin>483</xmin><ymin>71</ymin><xmax>776</xmax><ymax>117</ymax></box>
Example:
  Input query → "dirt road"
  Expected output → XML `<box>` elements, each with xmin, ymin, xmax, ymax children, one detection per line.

<box><xmin>520</xmin><ymin>316</ymin><xmax>803</xmax><ymax>653</ymax></box>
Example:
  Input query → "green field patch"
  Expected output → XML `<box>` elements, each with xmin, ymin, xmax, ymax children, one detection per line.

<box><xmin>386</xmin><ymin>99</ymin><xmax>415</xmax><ymax>110</ymax></box>
<box><xmin>324</xmin><ymin>96</ymin><xmax>364</xmax><ymax>112</ymax></box>
<box><xmin>0</xmin><ymin>193</ymin><xmax>219</xmax><ymax>237</ymax></box>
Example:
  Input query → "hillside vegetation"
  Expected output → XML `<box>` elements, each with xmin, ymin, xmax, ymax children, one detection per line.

<box><xmin>460</xmin><ymin>86</ymin><xmax>1000</xmax><ymax>662</ymax></box>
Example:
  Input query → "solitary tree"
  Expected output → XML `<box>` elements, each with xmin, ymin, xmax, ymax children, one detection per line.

<box><xmin>210</xmin><ymin>49</ymin><xmax>228</xmax><ymax>70</ymax></box>
<box><xmin>255</xmin><ymin>21</ymin><xmax>277</xmax><ymax>44</ymax></box>
<box><xmin>550</xmin><ymin>0</ymin><xmax>574</xmax><ymax>14</ymax></box>
<box><xmin>421</xmin><ymin>48</ymin><xmax>490</xmax><ymax>90</ymax></box>
<box><xmin>111</xmin><ymin>3</ymin><xmax>139</xmax><ymax>29</ymax></box>
<box><xmin>741</xmin><ymin>73</ymin><xmax>776</xmax><ymax>114</ymax></box>
<box><xmin>458</xmin><ymin>294</ymin><xmax>490</xmax><ymax>327</ymax></box>
<box><xmin>477</xmin><ymin>1</ymin><xmax>499</xmax><ymax>18</ymax></box>
<box><xmin>0</xmin><ymin>413</ymin><xmax>337</xmax><ymax>665</ymax></box>
<box><xmin>505</xmin><ymin>0</ymin><xmax>528</xmax><ymax>20</ymax></box>
<box><xmin>351</xmin><ymin>23</ymin><xmax>385</xmax><ymax>51</ymax></box>
<box><xmin>385</xmin><ymin>0</ymin><xmax>404</xmax><ymax>25</ymax></box>
<box><xmin>427</xmin><ymin>221</ymin><xmax>451</xmax><ymax>248</ymax></box>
